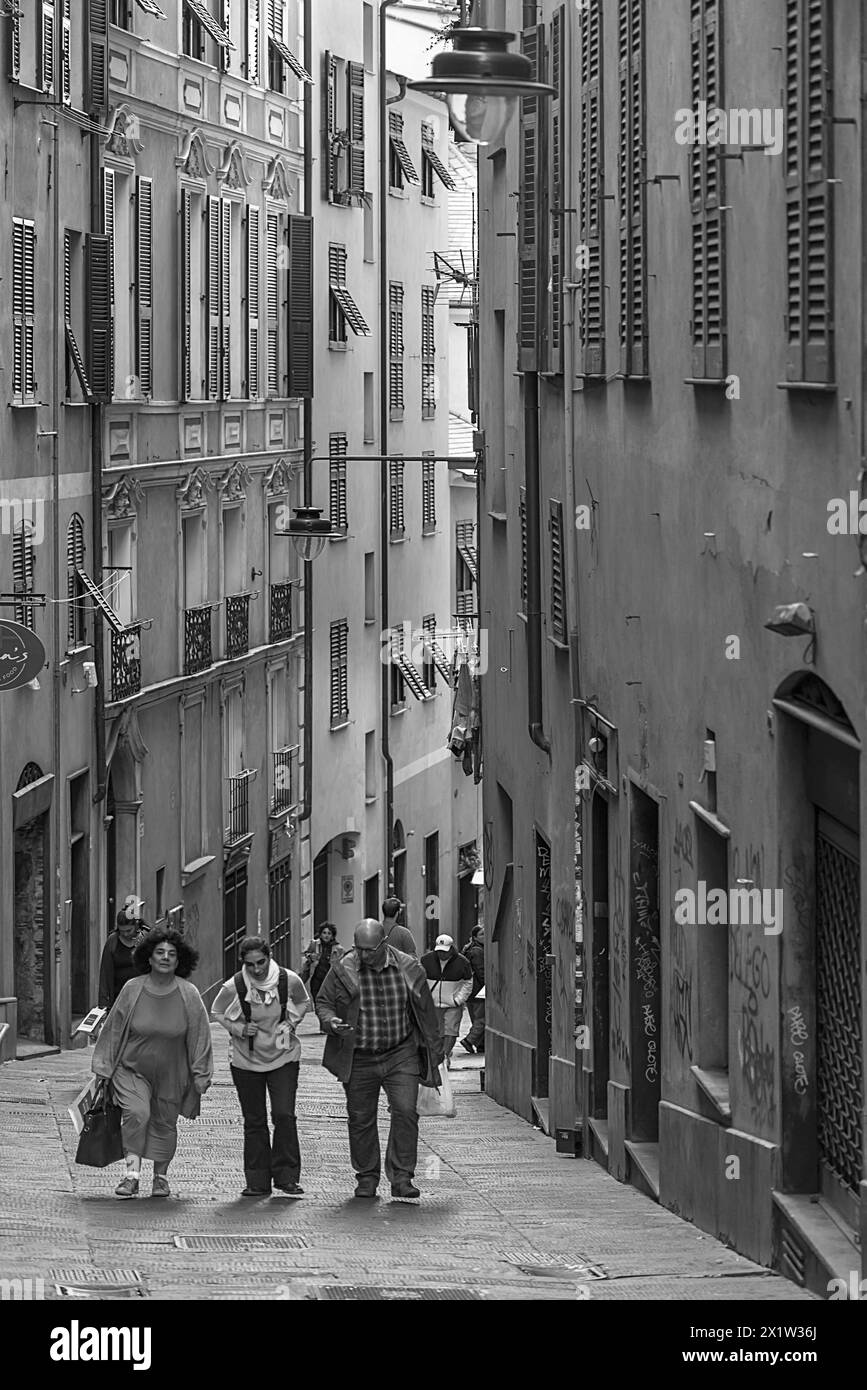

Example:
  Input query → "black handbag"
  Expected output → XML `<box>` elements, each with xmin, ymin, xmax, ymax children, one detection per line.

<box><xmin>75</xmin><ymin>1079</ymin><xmax>124</xmax><ymax>1168</ymax></box>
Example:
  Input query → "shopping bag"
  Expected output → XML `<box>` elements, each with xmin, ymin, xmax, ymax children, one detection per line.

<box><xmin>416</xmin><ymin>1063</ymin><xmax>456</xmax><ymax>1118</ymax></box>
<box><xmin>74</xmin><ymin>1078</ymin><xmax>124</xmax><ymax>1168</ymax></box>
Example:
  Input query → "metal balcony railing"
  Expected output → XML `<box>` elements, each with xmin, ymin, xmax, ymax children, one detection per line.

<box><xmin>225</xmin><ymin>769</ymin><xmax>256</xmax><ymax>845</ymax></box>
<box><xmin>110</xmin><ymin>623</ymin><xmax>142</xmax><ymax>701</ymax></box>
<box><xmin>184</xmin><ymin>603</ymin><xmax>212</xmax><ymax>675</ymax></box>
<box><xmin>226</xmin><ymin>592</ymin><xmax>250</xmax><ymax>659</ymax></box>
<box><xmin>269</xmin><ymin>581</ymin><xmax>293</xmax><ymax>643</ymax></box>
<box><xmin>271</xmin><ymin>745</ymin><xmax>298</xmax><ymax>814</ymax></box>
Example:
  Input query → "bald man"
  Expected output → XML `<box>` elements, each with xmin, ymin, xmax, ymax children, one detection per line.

<box><xmin>315</xmin><ymin>919</ymin><xmax>444</xmax><ymax>1200</ymax></box>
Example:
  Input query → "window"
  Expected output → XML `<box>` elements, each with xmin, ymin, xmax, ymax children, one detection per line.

<box><xmin>287</xmin><ymin>215</ymin><xmax>314</xmax><ymax>397</ymax></box>
<box><xmin>422</xmin><ymin>614</ymin><xmax>436</xmax><ymax>692</ymax></box>
<box><xmin>389</xmin><ymin>282</ymin><xmax>404</xmax><ymax>416</ymax></box>
<box><xmin>182</xmin><ymin>0</ymin><xmax>231</xmax><ymax>62</ymax></box>
<box><xmin>363</xmin><ymin>371</ymin><xmax>375</xmax><ymax>441</ymax></box>
<box><xmin>181</xmin><ymin>186</ymin><xmax>205</xmax><ymax>400</ymax></box>
<box><xmin>364</xmin><ymin>552</ymin><xmax>375</xmax><ymax>623</ymax></box>
<box><xmin>421</xmin><ymin>123</ymin><xmax>455</xmax><ymax>201</ymax></box>
<box><xmin>205</xmin><ymin>195</ymin><xmax>242</xmax><ymax>400</ymax></box>
<box><xmin>155</xmin><ymin>866</ymin><xmax>166</xmax><ymax>922</ymax></box>
<box><xmin>547</xmin><ymin>6</ymin><xmax>565</xmax><ymax>374</ymax></box>
<box><xmin>183</xmin><ymin>513</ymin><xmax>207</xmax><ymax>609</ymax></box>
<box><xmin>330</xmin><ymin>619</ymin><xmax>349</xmax><ymax>726</ymax></box>
<box><xmin>324</xmin><ymin>53</ymin><xmax>365</xmax><ymax>204</ymax></box>
<box><xmin>328</xmin><ymin>243</ymin><xmax>370</xmax><ymax>344</ymax></box>
<box><xmin>64</xmin><ymin>231</ymin><xmax>92</xmax><ymax>402</ymax></box>
<box><xmin>389</xmin><ymin>458</ymin><xmax>405</xmax><ymax>540</ymax></box>
<box><xmin>246</xmin><ymin>0</ymin><xmax>260</xmax><ymax>81</ymax></box>
<box><xmin>518</xmin><ymin>25</ymin><xmax>543</xmax><ymax>372</ymax></box>
<box><xmin>61</xmin><ymin>0</ymin><xmax>71</xmax><ymax>103</ymax></box>
<box><xmin>246</xmin><ymin>204</ymin><xmax>260</xmax><ymax>398</ymax></box>
<box><xmin>12</xmin><ymin>218</ymin><xmax>36</xmax><ymax>404</ymax></box>
<box><xmin>10</xmin><ymin>3</ymin><xmax>20</xmax><ymax>80</ymax></box>
<box><xmin>329</xmin><ymin>432</ymin><xmax>348</xmax><ymax>536</ymax></box>
<box><xmin>363</xmin><ymin>3</ymin><xmax>373</xmax><ymax>70</ymax></box>
<box><xmin>422</xmin><ymin>454</ymin><xmax>436</xmax><ymax>535</ymax></box>
<box><xmin>182</xmin><ymin>696</ymin><xmax>205</xmax><ymax>865</ymax></box>
<box><xmin>785</xmin><ymin>0</ymin><xmax>834</xmax><ymax>384</ymax></box>
<box><xmin>13</xmin><ymin>521</ymin><xmax>36</xmax><ymax>630</ymax></box>
<box><xmin>365</xmin><ymin>729</ymin><xmax>376</xmax><ymax>800</ymax></box>
<box><xmin>618</xmin><ymin>0</ymin><xmax>648</xmax><ymax>376</ymax></box>
<box><xmin>548</xmin><ymin>499</ymin><xmax>567</xmax><ymax>644</ymax></box>
<box><xmin>423</xmin><ymin>832</ymin><xmax>440</xmax><ymax>950</ymax></box>
<box><xmin>421</xmin><ymin>284</ymin><xmax>436</xmax><ymax>419</ymax></box>
<box><xmin>67</xmin><ymin>513</ymin><xmax>86</xmax><ymax>646</ymax></box>
<box><xmin>265</xmin><ymin>207</ymin><xmax>284</xmax><ymax>395</ymax></box>
<box><xmin>690</xmin><ymin>0</ymin><xmax>727</xmax><ymax>381</ymax></box>
<box><xmin>389</xmin><ymin>111</ymin><xmax>419</xmax><ymax>192</ymax></box>
<box><xmin>135</xmin><ymin>176</ymin><xmax>153</xmax><ymax>397</ymax></box>
<box><xmin>390</xmin><ymin>626</ymin><xmax>406</xmax><ymax>710</ymax></box>
<box><xmin>111</xmin><ymin>0</ymin><xmax>131</xmax><ymax>27</ymax></box>
<box><xmin>107</xmin><ymin>521</ymin><xmax>135</xmax><ymax>629</ymax></box>
<box><xmin>578</xmin><ymin>0</ymin><xmax>605</xmax><ymax>376</ymax></box>
<box><xmin>222</xmin><ymin>505</ymin><xmax>244</xmax><ymax>597</ymax></box>
<box><xmin>267</xmin><ymin>0</ymin><xmax>311</xmax><ymax>94</ymax></box>
<box><xmin>87</xmin><ymin>231</ymin><xmax>112</xmax><ymax>401</ymax></box>
<box><xmin>456</xmin><ymin>521</ymin><xmax>477</xmax><ymax>623</ymax></box>
<box><xmin>40</xmin><ymin>0</ymin><xmax>55</xmax><ymax>94</ymax></box>
<box><xmin>103</xmin><ymin>168</ymin><xmax>136</xmax><ymax>397</ymax></box>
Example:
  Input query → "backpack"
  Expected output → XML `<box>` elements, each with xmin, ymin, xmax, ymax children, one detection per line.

<box><xmin>234</xmin><ymin>968</ymin><xmax>289</xmax><ymax>1054</ymax></box>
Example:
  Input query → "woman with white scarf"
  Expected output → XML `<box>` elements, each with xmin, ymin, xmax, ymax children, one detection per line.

<box><xmin>212</xmin><ymin>937</ymin><xmax>311</xmax><ymax>1198</ymax></box>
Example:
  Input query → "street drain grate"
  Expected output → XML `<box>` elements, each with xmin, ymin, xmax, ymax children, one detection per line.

<box><xmin>173</xmin><ymin>1234</ymin><xmax>310</xmax><ymax>1252</ymax></box>
<box><xmin>50</xmin><ymin>1269</ymin><xmax>145</xmax><ymax>1298</ymax></box>
<box><xmin>500</xmin><ymin>1251</ymin><xmax>607</xmax><ymax>1278</ymax></box>
<box><xmin>317</xmin><ymin>1286</ymin><xmax>482</xmax><ymax>1301</ymax></box>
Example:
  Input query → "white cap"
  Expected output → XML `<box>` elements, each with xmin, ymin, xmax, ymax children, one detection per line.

<box><xmin>434</xmin><ymin>934</ymin><xmax>453</xmax><ymax>952</ymax></box>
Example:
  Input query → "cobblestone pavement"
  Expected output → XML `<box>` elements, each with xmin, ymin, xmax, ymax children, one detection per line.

<box><xmin>0</xmin><ymin>1018</ymin><xmax>814</xmax><ymax>1302</ymax></box>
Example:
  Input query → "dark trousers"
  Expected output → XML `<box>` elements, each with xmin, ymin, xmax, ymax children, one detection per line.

<box><xmin>465</xmin><ymin>997</ymin><xmax>486</xmax><ymax>1049</ymax></box>
<box><xmin>343</xmin><ymin>1036</ymin><xmax>420</xmax><ymax>1186</ymax></box>
<box><xmin>230</xmin><ymin>1061</ymin><xmax>301</xmax><ymax>1191</ymax></box>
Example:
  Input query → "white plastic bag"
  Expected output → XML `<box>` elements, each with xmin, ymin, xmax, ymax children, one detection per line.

<box><xmin>416</xmin><ymin>1063</ymin><xmax>456</xmax><ymax>1118</ymax></box>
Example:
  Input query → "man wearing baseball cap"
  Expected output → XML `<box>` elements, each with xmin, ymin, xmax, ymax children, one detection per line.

<box><xmin>420</xmin><ymin>934</ymin><xmax>473</xmax><ymax>1065</ymax></box>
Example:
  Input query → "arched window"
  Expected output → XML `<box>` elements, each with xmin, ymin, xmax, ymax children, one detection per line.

<box><xmin>16</xmin><ymin>762</ymin><xmax>44</xmax><ymax>790</ymax></box>
<box><xmin>67</xmin><ymin>513</ymin><xmax>85</xmax><ymax>647</ymax></box>
<box><xmin>12</xmin><ymin>521</ymin><xmax>35</xmax><ymax>630</ymax></box>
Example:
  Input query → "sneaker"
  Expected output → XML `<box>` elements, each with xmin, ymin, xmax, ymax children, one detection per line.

<box><xmin>241</xmin><ymin>1186</ymin><xmax>271</xmax><ymax>1197</ymax></box>
<box><xmin>390</xmin><ymin>1181</ymin><xmax>420</xmax><ymax>1200</ymax></box>
<box><xmin>114</xmin><ymin>1175</ymin><xmax>139</xmax><ymax>1199</ymax></box>
<box><xmin>273</xmin><ymin>1183</ymin><xmax>305</xmax><ymax>1198</ymax></box>
<box><xmin>151</xmin><ymin>1175</ymin><xmax>171</xmax><ymax>1198</ymax></box>
<box><xmin>459</xmin><ymin>1039</ymin><xmax>475</xmax><ymax>1055</ymax></box>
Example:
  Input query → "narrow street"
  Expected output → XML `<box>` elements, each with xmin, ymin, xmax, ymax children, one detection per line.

<box><xmin>1</xmin><ymin>1017</ymin><xmax>812</xmax><ymax>1303</ymax></box>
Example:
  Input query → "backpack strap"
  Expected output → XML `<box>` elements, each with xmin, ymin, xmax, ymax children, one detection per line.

<box><xmin>278</xmin><ymin>968</ymin><xmax>288</xmax><ymax>1024</ymax></box>
<box><xmin>234</xmin><ymin>971</ymin><xmax>255</xmax><ymax>1053</ymax></box>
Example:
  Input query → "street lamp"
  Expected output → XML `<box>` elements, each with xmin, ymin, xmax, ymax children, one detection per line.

<box><xmin>276</xmin><ymin>506</ymin><xmax>333</xmax><ymax>563</ymax></box>
<box><xmin>408</xmin><ymin>25</ymin><xmax>554</xmax><ymax>147</ymax></box>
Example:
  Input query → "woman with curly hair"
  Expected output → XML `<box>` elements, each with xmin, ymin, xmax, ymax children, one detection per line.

<box><xmin>91</xmin><ymin>927</ymin><xmax>213</xmax><ymax>1199</ymax></box>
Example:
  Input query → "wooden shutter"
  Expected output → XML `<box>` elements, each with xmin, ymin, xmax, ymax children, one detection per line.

<box><xmin>330</xmin><ymin>621</ymin><xmax>348</xmax><ymax>723</ymax></box>
<box><xmin>41</xmin><ymin>0</ymin><xmax>56</xmax><ymax>93</ymax></box>
<box><xmin>690</xmin><ymin>0</ymin><xmax>726</xmax><ymax>380</ymax></box>
<box><xmin>13</xmin><ymin>522</ymin><xmax>35</xmax><ymax>630</ymax></box>
<box><xmin>618</xmin><ymin>0</ymin><xmax>647</xmax><ymax>376</ymax></box>
<box><xmin>348</xmin><ymin>61</ymin><xmax>365</xmax><ymax>194</ymax></box>
<box><xmin>206</xmin><ymin>195</ymin><xmax>221</xmax><ymax>399</ymax></box>
<box><xmin>10</xmin><ymin>6</ymin><xmax>21</xmax><ymax>80</ymax></box>
<box><xmin>422</xmin><ymin>457</ymin><xmax>436</xmax><ymax>531</ymax></box>
<box><xmin>389</xmin><ymin>460</ymin><xmax>405</xmax><ymax>535</ymax></box>
<box><xmin>580</xmin><ymin>0</ymin><xmax>604</xmax><ymax>376</ymax></box>
<box><xmin>86</xmin><ymin>232</ymin><xmax>113</xmax><ymax>401</ymax></box>
<box><xmin>136</xmin><ymin>176</ymin><xmax>153</xmax><ymax>397</ymax></box>
<box><xmin>62</xmin><ymin>0</ymin><xmax>71</xmax><ymax>103</ymax></box>
<box><xmin>323</xmin><ymin>51</ymin><xmax>337</xmax><ymax>201</ymax></box>
<box><xmin>102</xmin><ymin>167</ymin><xmax>115</xmax><ymax>389</ymax></box>
<box><xmin>246</xmin><ymin>204</ymin><xmax>260</xmax><ymax>398</ymax></box>
<box><xmin>266</xmin><ymin>210</ymin><xmax>279</xmax><ymax>394</ymax></box>
<box><xmin>519</xmin><ymin>485</ymin><xmax>527</xmax><ymax>613</ymax></box>
<box><xmin>221</xmin><ymin>198</ymin><xmax>232</xmax><ymax>397</ymax></box>
<box><xmin>518</xmin><ymin>25</ymin><xmax>543</xmax><ymax>372</ymax></box>
<box><xmin>421</xmin><ymin>284</ymin><xmax>436</xmax><ymax>418</ymax></box>
<box><xmin>12</xmin><ymin>220</ymin><xmax>36</xmax><ymax>403</ymax></box>
<box><xmin>88</xmin><ymin>0</ymin><xmax>108</xmax><ymax>110</ymax></box>
<box><xmin>547</xmin><ymin>6</ymin><xmax>565</xmax><ymax>375</ymax></box>
<box><xmin>181</xmin><ymin>189</ymin><xmax>192</xmax><ymax>400</ymax></box>
<box><xmin>329</xmin><ymin>433</ymin><xmax>348</xmax><ymax>532</ymax></box>
<box><xmin>247</xmin><ymin>0</ymin><xmax>260</xmax><ymax>82</ymax></box>
<box><xmin>67</xmin><ymin>515</ymin><xmax>85</xmax><ymax>645</ymax></box>
<box><xmin>549</xmin><ymin>500</ymin><xmax>566</xmax><ymax>642</ymax></box>
<box><xmin>389</xmin><ymin>283</ymin><xmax>404</xmax><ymax>412</ymax></box>
<box><xmin>287</xmin><ymin>213</ymin><xmax>313</xmax><ymax>398</ymax></box>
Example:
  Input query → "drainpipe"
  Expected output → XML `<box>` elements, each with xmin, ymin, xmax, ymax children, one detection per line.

<box><xmin>860</xmin><ymin>12</ymin><xmax>867</xmax><ymax>578</ymax></box>
<box><xmin>298</xmin><ymin>0</ymin><xmax>313</xmax><ymax>830</ymax></box>
<box><xmin>89</xmin><ymin>110</ymin><xmax>106</xmax><ymax>819</ymax></box>
<box><xmin>50</xmin><ymin>110</ymin><xmax>63</xmax><ymax>1042</ymax></box>
<box><xmin>380</xmin><ymin>0</ymin><xmax>400</xmax><ymax>888</ymax></box>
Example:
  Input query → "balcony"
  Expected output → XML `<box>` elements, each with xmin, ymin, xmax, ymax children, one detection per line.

<box><xmin>109</xmin><ymin>624</ymin><xmax>142</xmax><ymax>701</ymax></box>
<box><xmin>271</xmin><ymin>745</ymin><xmax>298</xmax><ymax>814</ymax></box>
<box><xmin>225</xmin><ymin>769</ymin><xmax>256</xmax><ymax>846</ymax></box>
<box><xmin>270</xmin><ymin>581</ymin><xmax>293</xmax><ymax>643</ymax></box>
<box><xmin>226</xmin><ymin>592</ymin><xmax>251</xmax><ymax>659</ymax></box>
<box><xmin>184</xmin><ymin>603</ymin><xmax>212</xmax><ymax>675</ymax></box>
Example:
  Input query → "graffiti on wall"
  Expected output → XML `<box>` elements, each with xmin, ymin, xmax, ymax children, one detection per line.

<box><xmin>731</xmin><ymin>919</ymin><xmax>776</xmax><ymax>1127</ymax></box>
<box><xmin>632</xmin><ymin>839</ymin><xmax>660</xmax><ymax>1087</ymax></box>
<box><xmin>671</xmin><ymin>918</ymin><xmax>694</xmax><ymax>1062</ymax></box>
<box><xmin>611</xmin><ymin>834</ymin><xmax>630</xmax><ymax>1067</ymax></box>
<box><xmin>673</xmin><ymin>820</ymin><xmax>694</xmax><ymax>869</ymax></box>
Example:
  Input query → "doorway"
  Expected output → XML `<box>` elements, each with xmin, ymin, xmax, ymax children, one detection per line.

<box><xmin>14</xmin><ymin>812</ymin><xmax>50</xmax><ymax>1042</ymax></box>
<box><xmin>223</xmin><ymin>863</ymin><xmax>248</xmax><ymax>978</ymax></box>
<box><xmin>69</xmin><ymin>772</ymin><xmax>90</xmax><ymax>1017</ymax></box>
<box><xmin>269</xmin><ymin>860</ymin><xmax>292</xmax><ymax>966</ymax></box>
<box><xmin>423</xmin><ymin>831</ymin><xmax>439</xmax><ymax>951</ymax></box>
<box><xmin>590</xmin><ymin>791</ymin><xmax>610</xmax><ymax>1114</ymax></box>
<box><xmin>534</xmin><ymin>831</ymin><xmax>552</xmax><ymax>1099</ymax></box>
<box><xmin>313</xmin><ymin>847</ymin><xmax>329</xmax><ymax>928</ymax></box>
<box><xmin>363</xmin><ymin>872</ymin><xmax>380</xmax><ymax>920</ymax></box>
<box><xmin>629</xmin><ymin>785</ymin><xmax>660</xmax><ymax>1141</ymax></box>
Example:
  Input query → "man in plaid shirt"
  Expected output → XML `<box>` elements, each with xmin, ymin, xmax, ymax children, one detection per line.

<box><xmin>316</xmin><ymin>920</ymin><xmax>444</xmax><ymax>1200</ymax></box>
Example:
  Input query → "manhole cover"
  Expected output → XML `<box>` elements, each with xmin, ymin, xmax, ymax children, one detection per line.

<box><xmin>0</xmin><ymin>1095</ymin><xmax>48</xmax><ymax>1105</ymax></box>
<box><xmin>173</xmin><ymin>1234</ymin><xmax>310</xmax><ymax>1252</ymax></box>
<box><xmin>50</xmin><ymin>1269</ymin><xmax>145</xmax><ymax>1298</ymax></box>
<box><xmin>318</xmin><ymin>1286</ymin><xmax>482</xmax><ymax>1300</ymax></box>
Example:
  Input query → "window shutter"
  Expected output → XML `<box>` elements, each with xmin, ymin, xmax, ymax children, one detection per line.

<box><xmin>287</xmin><ymin>213</ymin><xmax>313</xmax><ymax>398</ymax></box>
<box><xmin>422</xmin><ymin>456</ymin><xmax>436</xmax><ymax>532</ymax></box>
<box><xmin>519</xmin><ymin>485</ymin><xmax>528</xmax><ymax>613</ymax></box>
<box><xmin>549</xmin><ymin>500</ymin><xmax>566</xmax><ymax>642</ymax></box>
<box><xmin>331</xmin><ymin>620</ymin><xmax>349</xmax><ymax>724</ymax></box>
<box><xmin>10</xmin><ymin>6</ymin><xmax>21</xmax><ymax>80</ymax></box>
<box><xmin>348</xmin><ymin>60</ymin><xmax>365</xmax><ymax>194</ymax></box>
<box><xmin>86</xmin><ymin>232</ymin><xmax>113</xmax><ymax>401</ymax></box>
<box><xmin>518</xmin><ymin>25</ymin><xmax>543</xmax><ymax>372</ymax></box>
<box><xmin>389</xmin><ymin>282</ymin><xmax>404</xmax><ymax>413</ymax></box>
<box><xmin>246</xmin><ymin>204</ymin><xmax>260</xmax><ymax>398</ymax></box>
<box><xmin>41</xmin><ymin>0</ymin><xmax>56</xmax><ymax>94</ymax></box>
<box><xmin>206</xmin><ymin>195</ymin><xmax>221</xmax><ymax>399</ymax></box>
<box><xmin>102</xmin><ymin>168</ymin><xmax>115</xmax><ymax>388</ymax></box>
<box><xmin>690</xmin><ymin>0</ymin><xmax>726</xmax><ymax>380</ymax></box>
<box><xmin>64</xmin><ymin>233</ymin><xmax>92</xmax><ymax>400</ymax></box>
<box><xmin>329</xmin><ymin>433</ymin><xmax>348</xmax><ymax>532</ymax></box>
<box><xmin>62</xmin><ymin>0</ymin><xmax>71</xmax><ymax>103</ymax></box>
<box><xmin>67</xmin><ymin>515</ymin><xmax>85</xmax><ymax>646</ymax></box>
<box><xmin>88</xmin><ymin>0</ymin><xmax>108</xmax><ymax>110</ymax></box>
<box><xmin>136</xmin><ymin>176</ymin><xmax>153</xmax><ymax>397</ymax></box>
<box><xmin>547</xmin><ymin>6</ymin><xmax>565</xmax><ymax>375</ymax></box>
<box><xmin>221</xmin><ymin>198</ymin><xmax>232</xmax><ymax>397</ymax></box>
<box><xmin>12</xmin><ymin>220</ymin><xmax>36</xmax><ymax>403</ymax></box>
<box><xmin>579</xmin><ymin>0</ymin><xmax>604</xmax><ymax>376</ymax></box>
<box><xmin>13</xmin><ymin>522</ymin><xmax>35</xmax><ymax>630</ymax></box>
<box><xmin>181</xmin><ymin>188</ymin><xmax>192</xmax><ymax>400</ymax></box>
<box><xmin>421</xmin><ymin>284</ymin><xmax>436</xmax><ymax>418</ymax></box>
<box><xmin>323</xmin><ymin>51</ymin><xmax>337</xmax><ymax>201</ymax></box>
<box><xmin>618</xmin><ymin>0</ymin><xmax>647</xmax><ymax>376</ymax></box>
<box><xmin>266</xmin><ymin>210</ymin><xmax>279</xmax><ymax>394</ymax></box>
<box><xmin>803</xmin><ymin>0</ymin><xmax>833</xmax><ymax>382</ymax></box>
<box><xmin>247</xmin><ymin>0</ymin><xmax>260</xmax><ymax>82</ymax></box>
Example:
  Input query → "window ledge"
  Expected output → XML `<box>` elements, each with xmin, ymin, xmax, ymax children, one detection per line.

<box><xmin>684</xmin><ymin>377</ymin><xmax>728</xmax><ymax>388</ymax></box>
<box><xmin>776</xmin><ymin>380</ymin><xmax>837</xmax><ymax>394</ymax></box>
<box><xmin>364</xmin><ymin>794</ymin><xmax>377</xmax><ymax>805</ymax></box>
<box><xmin>421</xmin><ymin>525</ymin><xmax>437</xmax><ymax>537</ymax></box>
<box><xmin>576</xmin><ymin>373</ymin><xmax>608</xmax><ymax>387</ymax></box>
<box><xmin>488</xmin><ymin>510</ymin><xmax>508</xmax><ymax>524</ymax></box>
<box><xmin>616</xmin><ymin>374</ymin><xmax>652</xmax><ymax>385</ymax></box>
<box><xmin>181</xmin><ymin>855</ymin><xmax>216</xmax><ymax>887</ymax></box>
<box><xmin>688</xmin><ymin>800</ymin><xmax>731</xmax><ymax>838</ymax></box>
<box><xmin>690</xmin><ymin>1065</ymin><xmax>732</xmax><ymax>1124</ymax></box>
<box><xmin>364</xmin><ymin>617</ymin><xmax>376</xmax><ymax>626</ymax></box>
<box><xmin>420</xmin><ymin>195</ymin><xmax>436</xmax><ymax>207</ymax></box>
<box><xmin>389</xmin><ymin>534</ymin><xmax>406</xmax><ymax>544</ymax></box>
<box><xmin>328</xmin><ymin>341</ymin><xmax>349</xmax><ymax>352</ymax></box>
<box><xmin>330</xmin><ymin>719</ymin><xmax>351</xmax><ymax>732</ymax></box>
<box><xmin>390</xmin><ymin>703</ymin><xmax>408</xmax><ymax>716</ymax></box>
<box><xmin>62</xmin><ymin>400</ymin><xmax>91</xmax><ymax>409</ymax></box>
<box><xmin>388</xmin><ymin>187</ymin><xmax>408</xmax><ymax>200</ymax></box>
<box><xmin>223</xmin><ymin>831</ymin><xmax>254</xmax><ymax>855</ymax></box>
<box><xmin>9</xmin><ymin>400</ymin><xmax>41</xmax><ymax>410</ymax></box>
<box><xmin>328</xmin><ymin>532</ymin><xmax>349</xmax><ymax>543</ymax></box>
<box><xmin>546</xmin><ymin>635</ymin><xmax>570</xmax><ymax>653</ymax></box>
<box><xmin>390</xmin><ymin>409</ymin><xmax>405</xmax><ymax>422</ymax></box>
<box><xmin>517</xmin><ymin>611</ymin><xmax>528</xmax><ymax>624</ymax></box>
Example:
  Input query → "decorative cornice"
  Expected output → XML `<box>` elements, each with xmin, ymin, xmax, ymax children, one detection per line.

<box><xmin>106</xmin><ymin>102</ymin><xmax>145</xmax><ymax>158</ymax></box>
<box><xmin>217</xmin><ymin>459</ymin><xmax>252</xmax><ymax>500</ymax></box>
<box><xmin>103</xmin><ymin>474</ymin><xmax>145</xmax><ymax>520</ymax></box>
<box><xmin>262</xmin><ymin>456</ymin><xmax>301</xmax><ymax>496</ymax></box>
<box><xmin>176</xmin><ymin>128</ymin><xmax>216</xmax><ymax>179</ymax></box>
<box><xmin>176</xmin><ymin>465</ymin><xmax>213</xmax><ymax>510</ymax></box>
<box><xmin>262</xmin><ymin>155</ymin><xmax>294</xmax><ymax>203</ymax></box>
<box><xmin>219</xmin><ymin>141</ymin><xmax>254</xmax><ymax>190</ymax></box>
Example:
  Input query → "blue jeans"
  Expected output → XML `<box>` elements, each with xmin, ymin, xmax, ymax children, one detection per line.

<box><xmin>230</xmin><ymin>1061</ymin><xmax>301</xmax><ymax>1191</ymax></box>
<box><xmin>343</xmin><ymin>1036</ymin><xmax>420</xmax><ymax>1186</ymax></box>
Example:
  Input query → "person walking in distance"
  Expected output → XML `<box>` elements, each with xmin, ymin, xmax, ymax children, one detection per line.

<box><xmin>459</xmin><ymin>926</ymin><xmax>486</xmax><ymax>1054</ymax></box>
<box><xmin>300</xmin><ymin>923</ymin><xmax>344</xmax><ymax>1031</ymax></box>
<box><xmin>315</xmin><ymin>919</ymin><xmax>443</xmax><ymax>1200</ymax></box>
<box><xmin>212</xmin><ymin>937</ymin><xmax>311</xmax><ymax>1198</ymax></box>
<box><xmin>421</xmin><ymin>935</ymin><xmax>473</xmax><ymax>1066</ymax></box>
<box><xmin>381</xmin><ymin>897</ymin><xmax>418</xmax><ymax>956</ymax></box>
<box><xmin>97</xmin><ymin>896</ymin><xmax>148</xmax><ymax>1011</ymax></box>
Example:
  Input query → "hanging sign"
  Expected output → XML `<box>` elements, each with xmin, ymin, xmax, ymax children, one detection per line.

<box><xmin>0</xmin><ymin>620</ymin><xmax>45</xmax><ymax>692</ymax></box>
